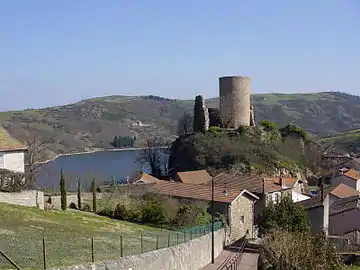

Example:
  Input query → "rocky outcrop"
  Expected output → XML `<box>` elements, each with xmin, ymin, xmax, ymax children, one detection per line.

<box><xmin>250</xmin><ymin>105</ymin><xmax>255</xmax><ymax>126</ymax></box>
<box><xmin>193</xmin><ymin>95</ymin><xmax>209</xmax><ymax>132</ymax></box>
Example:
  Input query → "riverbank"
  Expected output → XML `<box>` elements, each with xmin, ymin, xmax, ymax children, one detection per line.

<box><xmin>38</xmin><ymin>147</ymin><xmax>146</xmax><ymax>165</ymax></box>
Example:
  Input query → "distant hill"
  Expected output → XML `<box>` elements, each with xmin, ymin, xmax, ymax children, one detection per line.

<box><xmin>321</xmin><ymin>129</ymin><xmax>360</xmax><ymax>154</ymax></box>
<box><xmin>1</xmin><ymin>91</ymin><xmax>360</xmax><ymax>159</ymax></box>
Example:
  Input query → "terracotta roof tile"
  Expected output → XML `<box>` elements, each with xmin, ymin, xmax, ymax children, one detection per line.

<box><xmin>330</xmin><ymin>183</ymin><xmax>360</xmax><ymax>198</ymax></box>
<box><xmin>0</xmin><ymin>126</ymin><xmax>26</xmax><ymax>151</ymax></box>
<box><xmin>344</xmin><ymin>169</ymin><xmax>360</xmax><ymax>181</ymax></box>
<box><xmin>132</xmin><ymin>172</ymin><xmax>161</xmax><ymax>184</ymax></box>
<box><xmin>175</xmin><ymin>170</ymin><xmax>212</xmax><ymax>185</ymax></box>
<box><xmin>211</xmin><ymin>173</ymin><xmax>296</xmax><ymax>195</ymax></box>
<box><xmin>148</xmin><ymin>181</ymin><xmax>257</xmax><ymax>203</ymax></box>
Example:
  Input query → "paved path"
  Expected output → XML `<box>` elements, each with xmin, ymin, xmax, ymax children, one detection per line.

<box><xmin>201</xmin><ymin>251</ymin><xmax>258</xmax><ymax>270</ymax></box>
<box><xmin>200</xmin><ymin>249</ymin><xmax>237</xmax><ymax>270</ymax></box>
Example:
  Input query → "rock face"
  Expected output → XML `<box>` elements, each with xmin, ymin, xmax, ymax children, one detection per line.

<box><xmin>250</xmin><ymin>105</ymin><xmax>255</xmax><ymax>126</ymax></box>
<box><xmin>193</xmin><ymin>95</ymin><xmax>209</xmax><ymax>132</ymax></box>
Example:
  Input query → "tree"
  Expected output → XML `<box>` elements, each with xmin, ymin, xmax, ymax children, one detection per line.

<box><xmin>177</xmin><ymin>112</ymin><xmax>193</xmax><ymax>136</ymax></box>
<box><xmin>257</xmin><ymin>195</ymin><xmax>308</xmax><ymax>236</ymax></box>
<box><xmin>77</xmin><ymin>179</ymin><xmax>82</xmax><ymax>210</ymax></box>
<box><xmin>139</xmin><ymin>137</ymin><xmax>170</xmax><ymax>178</ymax></box>
<box><xmin>25</xmin><ymin>136</ymin><xmax>46</xmax><ymax>189</ymax></box>
<box><xmin>193</xmin><ymin>95</ymin><xmax>207</xmax><ymax>133</ymax></box>
<box><xmin>92</xmin><ymin>177</ymin><xmax>97</xmax><ymax>212</ymax></box>
<box><xmin>60</xmin><ymin>169</ymin><xmax>67</xmax><ymax>210</ymax></box>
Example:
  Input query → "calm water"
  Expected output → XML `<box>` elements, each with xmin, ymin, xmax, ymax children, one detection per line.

<box><xmin>36</xmin><ymin>149</ymin><xmax>168</xmax><ymax>191</ymax></box>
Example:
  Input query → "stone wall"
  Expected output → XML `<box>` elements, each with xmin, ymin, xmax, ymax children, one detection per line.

<box><xmin>51</xmin><ymin>228</ymin><xmax>225</xmax><ymax>270</ymax></box>
<box><xmin>229</xmin><ymin>194</ymin><xmax>254</xmax><ymax>241</ymax></box>
<box><xmin>0</xmin><ymin>190</ymin><xmax>44</xmax><ymax>209</ymax></box>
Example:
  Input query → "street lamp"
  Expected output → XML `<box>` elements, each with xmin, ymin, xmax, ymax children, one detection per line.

<box><xmin>211</xmin><ymin>177</ymin><xmax>215</xmax><ymax>264</ymax></box>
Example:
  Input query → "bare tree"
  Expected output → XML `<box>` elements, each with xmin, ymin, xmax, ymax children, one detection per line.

<box><xmin>25</xmin><ymin>136</ymin><xmax>46</xmax><ymax>188</ymax></box>
<box><xmin>177</xmin><ymin>112</ymin><xmax>193</xmax><ymax>136</ymax></box>
<box><xmin>139</xmin><ymin>136</ymin><xmax>170</xmax><ymax>178</ymax></box>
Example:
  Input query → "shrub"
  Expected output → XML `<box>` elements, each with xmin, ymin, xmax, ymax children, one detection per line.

<box><xmin>141</xmin><ymin>198</ymin><xmax>167</xmax><ymax>226</ymax></box>
<box><xmin>172</xmin><ymin>200</ymin><xmax>211</xmax><ymax>228</ymax></box>
<box><xmin>77</xmin><ymin>180</ymin><xmax>81</xmax><ymax>210</ymax></box>
<box><xmin>91</xmin><ymin>177</ymin><xmax>97</xmax><ymax>212</ymax></box>
<box><xmin>279</xmin><ymin>124</ymin><xmax>308</xmax><ymax>141</ymax></box>
<box><xmin>259</xmin><ymin>230</ymin><xmax>343</xmax><ymax>270</ymax></box>
<box><xmin>114</xmin><ymin>203</ymin><xmax>133</xmax><ymax>220</ymax></box>
<box><xmin>81</xmin><ymin>204</ymin><xmax>91</xmax><ymax>212</ymax></box>
<box><xmin>259</xmin><ymin>120</ymin><xmax>276</xmax><ymax>131</ymax></box>
<box><xmin>69</xmin><ymin>202</ymin><xmax>78</xmax><ymax>210</ymax></box>
<box><xmin>208</xmin><ymin>126</ymin><xmax>223</xmax><ymax>133</ymax></box>
<box><xmin>97</xmin><ymin>206</ymin><xmax>114</xmax><ymax>218</ymax></box>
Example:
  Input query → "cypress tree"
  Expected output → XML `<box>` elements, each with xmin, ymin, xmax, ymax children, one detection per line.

<box><xmin>60</xmin><ymin>169</ymin><xmax>67</xmax><ymax>210</ymax></box>
<box><xmin>92</xmin><ymin>177</ymin><xmax>97</xmax><ymax>212</ymax></box>
<box><xmin>77</xmin><ymin>179</ymin><xmax>82</xmax><ymax>210</ymax></box>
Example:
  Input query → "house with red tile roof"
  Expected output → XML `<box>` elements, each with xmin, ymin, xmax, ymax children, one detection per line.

<box><xmin>297</xmin><ymin>183</ymin><xmax>360</xmax><ymax>239</ymax></box>
<box><xmin>173</xmin><ymin>170</ymin><xmax>212</xmax><ymax>185</ymax></box>
<box><xmin>0</xmin><ymin>126</ymin><xmax>27</xmax><ymax>173</ymax></box>
<box><xmin>330</xmin><ymin>168</ymin><xmax>360</xmax><ymax>191</ymax></box>
<box><xmin>142</xmin><ymin>180</ymin><xmax>259</xmax><ymax>241</ymax></box>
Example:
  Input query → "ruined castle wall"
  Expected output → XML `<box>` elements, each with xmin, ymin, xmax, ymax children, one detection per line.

<box><xmin>219</xmin><ymin>76</ymin><xmax>251</xmax><ymax>128</ymax></box>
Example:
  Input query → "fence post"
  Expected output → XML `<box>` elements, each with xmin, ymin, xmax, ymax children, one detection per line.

<box><xmin>42</xmin><ymin>238</ymin><xmax>47</xmax><ymax>270</ymax></box>
<box><xmin>156</xmin><ymin>235</ymin><xmax>159</xmax><ymax>250</ymax></box>
<box><xmin>120</xmin><ymin>236</ymin><xmax>123</xmax><ymax>257</ymax></box>
<box><xmin>190</xmin><ymin>231</ymin><xmax>193</xmax><ymax>240</ymax></box>
<box><xmin>91</xmin><ymin>237</ymin><xmax>95</xmax><ymax>262</ymax></box>
<box><xmin>176</xmin><ymin>233</ymin><xmax>179</xmax><ymax>245</ymax></box>
<box><xmin>184</xmin><ymin>232</ymin><xmax>186</xmax><ymax>242</ymax></box>
<box><xmin>167</xmin><ymin>232</ymin><xmax>171</xmax><ymax>247</ymax></box>
<box><xmin>141</xmin><ymin>235</ymin><xmax>144</xmax><ymax>253</ymax></box>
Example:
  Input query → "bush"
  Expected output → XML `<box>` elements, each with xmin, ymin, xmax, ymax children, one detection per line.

<box><xmin>97</xmin><ymin>206</ymin><xmax>114</xmax><ymax>218</ymax></box>
<box><xmin>141</xmin><ymin>198</ymin><xmax>167</xmax><ymax>226</ymax></box>
<box><xmin>259</xmin><ymin>230</ymin><xmax>343</xmax><ymax>270</ymax></box>
<box><xmin>259</xmin><ymin>120</ymin><xmax>276</xmax><ymax>131</ymax></box>
<box><xmin>208</xmin><ymin>126</ymin><xmax>222</xmax><ymax>133</ymax></box>
<box><xmin>171</xmin><ymin>200</ymin><xmax>211</xmax><ymax>228</ymax></box>
<box><xmin>69</xmin><ymin>202</ymin><xmax>78</xmax><ymax>210</ymax></box>
<box><xmin>81</xmin><ymin>204</ymin><xmax>91</xmax><ymax>212</ymax></box>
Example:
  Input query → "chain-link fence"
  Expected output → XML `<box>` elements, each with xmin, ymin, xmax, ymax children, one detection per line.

<box><xmin>0</xmin><ymin>221</ymin><xmax>222</xmax><ymax>269</ymax></box>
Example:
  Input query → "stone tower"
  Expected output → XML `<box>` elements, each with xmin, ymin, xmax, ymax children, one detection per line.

<box><xmin>219</xmin><ymin>76</ymin><xmax>251</xmax><ymax>128</ymax></box>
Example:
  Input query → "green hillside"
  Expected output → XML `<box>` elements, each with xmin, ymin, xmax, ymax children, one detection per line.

<box><xmin>1</xmin><ymin>91</ymin><xmax>360</xmax><ymax>159</ymax></box>
<box><xmin>0</xmin><ymin>203</ymin><xmax>167</xmax><ymax>269</ymax></box>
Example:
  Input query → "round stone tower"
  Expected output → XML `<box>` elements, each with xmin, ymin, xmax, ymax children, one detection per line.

<box><xmin>219</xmin><ymin>76</ymin><xmax>251</xmax><ymax>128</ymax></box>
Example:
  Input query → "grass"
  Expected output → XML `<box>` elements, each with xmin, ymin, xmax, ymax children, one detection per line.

<box><xmin>321</xmin><ymin>129</ymin><xmax>360</xmax><ymax>143</ymax></box>
<box><xmin>0</xmin><ymin>203</ymin><xmax>192</xmax><ymax>270</ymax></box>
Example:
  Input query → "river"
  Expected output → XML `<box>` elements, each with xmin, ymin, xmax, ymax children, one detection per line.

<box><xmin>35</xmin><ymin>149</ymin><xmax>169</xmax><ymax>191</ymax></box>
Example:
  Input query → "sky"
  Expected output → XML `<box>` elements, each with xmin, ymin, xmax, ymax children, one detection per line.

<box><xmin>0</xmin><ymin>1</ymin><xmax>359</xmax><ymax>111</ymax></box>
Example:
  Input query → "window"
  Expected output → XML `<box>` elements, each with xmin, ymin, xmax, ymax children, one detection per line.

<box><xmin>0</xmin><ymin>153</ymin><xmax>4</xmax><ymax>168</ymax></box>
<box><xmin>240</xmin><ymin>215</ymin><xmax>244</xmax><ymax>224</ymax></box>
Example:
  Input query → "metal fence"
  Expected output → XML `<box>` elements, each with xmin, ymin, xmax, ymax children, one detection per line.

<box><xmin>0</xmin><ymin>222</ymin><xmax>222</xmax><ymax>270</ymax></box>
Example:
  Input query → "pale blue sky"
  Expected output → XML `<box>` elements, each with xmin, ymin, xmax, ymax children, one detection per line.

<box><xmin>0</xmin><ymin>1</ymin><xmax>359</xmax><ymax>111</ymax></box>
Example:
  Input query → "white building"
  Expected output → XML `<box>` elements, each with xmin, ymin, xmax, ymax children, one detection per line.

<box><xmin>0</xmin><ymin>126</ymin><xmax>27</xmax><ymax>173</ymax></box>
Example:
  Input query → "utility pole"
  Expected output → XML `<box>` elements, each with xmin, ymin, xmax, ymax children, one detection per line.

<box><xmin>211</xmin><ymin>177</ymin><xmax>215</xmax><ymax>264</ymax></box>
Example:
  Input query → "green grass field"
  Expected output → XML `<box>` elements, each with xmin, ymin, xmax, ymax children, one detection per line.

<box><xmin>0</xmin><ymin>203</ymin><xmax>188</xmax><ymax>270</ymax></box>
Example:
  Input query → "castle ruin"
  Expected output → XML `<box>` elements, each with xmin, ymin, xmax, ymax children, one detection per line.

<box><xmin>193</xmin><ymin>76</ymin><xmax>255</xmax><ymax>132</ymax></box>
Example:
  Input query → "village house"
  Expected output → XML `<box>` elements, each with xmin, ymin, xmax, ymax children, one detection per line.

<box><xmin>144</xmin><ymin>180</ymin><xmax>259</xmax><ymax>242</ymax></box>
<box><xmin>297</xmin><ymin>183</ymin><xmax>360</xmax><ymax>238</ymax></box>
<box><xmin>132</xmin><ymin>172</ymin><xmax>162</xmax><ymax>184</ymax></box>
<box><xmin>329</xmin><ymin>168</ymin><xmax>360</xmax><ymax>191</ymax></box>
<box><xmin>173</xmin><ymin>170</ymin><xmax>212</xmax><ymax>185</ymax></box>
<box><xmin>209</xmin><ymin>173</ymin><xmax>310</xmax><ymax>221</ymax></box>
<box><xmin>0</xmin><ymin>126</ymin><xmax>27</xmax><ymax>173</ymax></box>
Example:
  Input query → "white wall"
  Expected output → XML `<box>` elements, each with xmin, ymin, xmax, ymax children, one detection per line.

<box><xmin>0</xmin><ymin>190</ymin><xmax>44</xmax><ymax>209</ymax></box>
<box><xmin>292</xmin><ymin>190</ymin><xmax>310</xmax><ymax>202</ymax></box>
<box><xmin>3</xmin><ymin>151</ymin><xmax>25</xmax><ymax>172</ymax></box>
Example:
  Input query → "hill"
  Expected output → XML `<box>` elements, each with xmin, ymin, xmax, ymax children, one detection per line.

<box><xmin>321</xmin><ymin>129</ymin><xmax>360</xmax><ymax>154</ymax></box>
<box><xmin>0</xmin><ymin>202</ymin><xmax>167</xmax><ymax>269</ymax></box>
<box><xmin>1</xmin><ymin>91</ymin><xmax>360</xmax><ymax>159</ymax></box>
